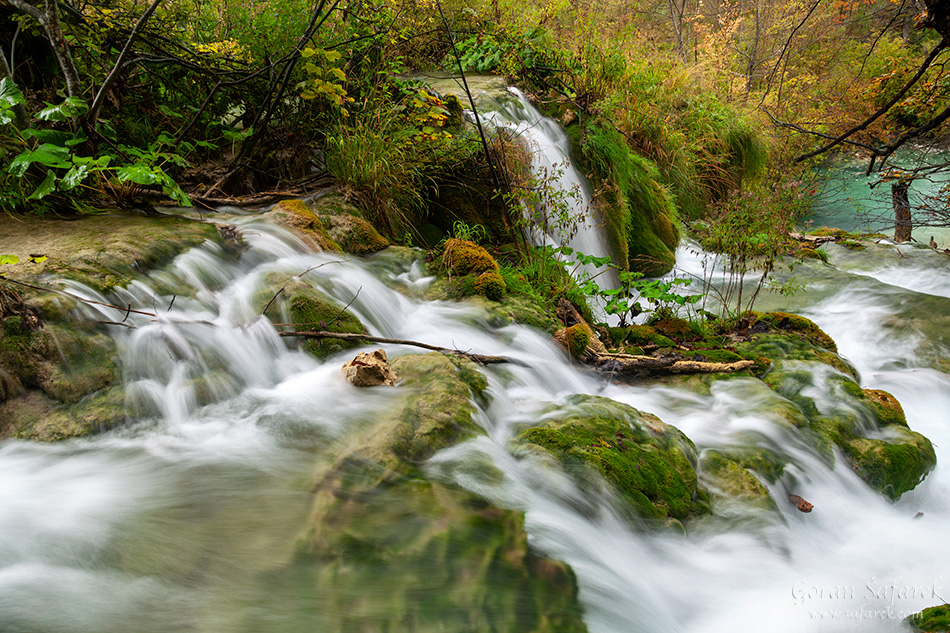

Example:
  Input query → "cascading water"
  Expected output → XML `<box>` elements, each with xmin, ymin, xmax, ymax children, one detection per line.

<box><xmin>477</xmin><ymin>87</ymin><xmax>618</xmax><ymax>286</ymax></box>
<box><xmin>3</xmin><ymin>141</ymin><xmax>950</xmax><ymax>631</ymax></box>
<box><xmin>3</xmin><ymin>218</ymin><xmax>947</xmax><ymax>632</ymax></box>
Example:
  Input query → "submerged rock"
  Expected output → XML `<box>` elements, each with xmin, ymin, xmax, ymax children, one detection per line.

<box><xmin>516</xmin><ymin>394</ymin><xmax>708</xmax><ymax>524</ymax></box>
<box><xmin>265</xmin><ymin>352</ymin><xmax>587</xmax><ymax>632</ymax></box>
<box><xmin>736</xmin><ymin>318</ymin><xmax>935</xmax><ymax>500</ymax></box>
<box><xmin>256</xmin><ymin>274</ymin><xmax>369</xmax><ymax>360</ymax></box>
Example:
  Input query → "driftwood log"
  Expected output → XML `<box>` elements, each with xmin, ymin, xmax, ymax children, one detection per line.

<box><xmin>584</xmin><ymin>350</ymin><xmax>754</xmax><ymax>379</ymax></box>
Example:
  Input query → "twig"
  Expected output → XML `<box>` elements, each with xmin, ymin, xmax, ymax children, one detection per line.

<box><xmin>278</xmin><ymin>330</ymin><xmax>514</xmax><ymax>365</ymax></box>
<box><xmin>260</xmin><ymin>260</ymin><xmax>345</xmax><ymax>315</ymax></box>
<box><xmin>327</xmin><ymin>287</ymin><xmax>360</xmax><ymax>327</ymax></box>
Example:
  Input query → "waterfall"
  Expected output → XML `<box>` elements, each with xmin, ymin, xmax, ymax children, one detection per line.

<box><xmin>476</xmin><ymin>88</ymin><xmax>618</xmax><ymax>286</ymax></box>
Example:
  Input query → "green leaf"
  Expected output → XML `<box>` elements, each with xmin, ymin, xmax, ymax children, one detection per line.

<box><xmin>301</xmin><ymin>47</ymin><xmax>316</xmax><ymax>58</ymax></box>
<box><xmin>157</xmin><ymin>104</ymin><xmax>184</xmax><ymax>118</ymax></box>
<box><xmin>35</xmin><ymin>97</ymin><xmax>88</xmax><ymax>122</ymax></box>
<box><xmin>323</xmin><ymin>49</ymin><xmax>342</xmax><ymax>62</ymax></box>
<box><xmin>61</xmin><ymin>164</ymin><xmax>89</xmax><ymax>190</ymax></box>
<box><xmin>116</xmin><ymin>163</ymin><xmax>159</xmax><ymax>185</ymax></box>
<box><xmin>0</xmin><ymin>78</ymin><xmax>25</xmax><ymax>110</ymax></box>
<box><xmin>26</xmin><ymin>170</ymin><xmax>57</xmax><ymax>200</ymax></box>
<box><xmin>8</xmin><ymin>144</ymin><xmax>72</xmax><ymax>176</ymax></box>
<box><xmin>28</xmin><ymin>255</ymin><xmax>47</xmax><ymax>264</ymax></box>
<box><xmin>0</xmin><ymin>254</ymin><xmax>20</xmax><ymax>265</ymax></box>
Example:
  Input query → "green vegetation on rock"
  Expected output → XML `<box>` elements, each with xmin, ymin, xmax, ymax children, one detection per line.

<box><xmin>516</xmin><ymin>394</ymin><xmax>708</xmax><ymax>523</ymax></box>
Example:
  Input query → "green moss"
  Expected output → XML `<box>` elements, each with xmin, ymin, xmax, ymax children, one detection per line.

<box><xmin>576</xmin><ymin>122</ymin><xmax>679</xmax><ymax>276</ymax></box>
<box><xmin>908</xmin><ymin>604</ymin><xmax>950</xmax><ymax>632</ymax></box>
<box><xmin>1</xmin><ymin>387</ymin><xmax>126</xmax><ymax>441</ymax></box>
<box><xmin>864</xmin><ymin>389</ymin><xmax>908</xmax><ymax>427</ymax></box>
<box><xmin>700</xmin><ymin>450</ymin><xmax>777</xmax><ymax>511</ymax></box>
<box><xmin>269</xmin><ymin>199</ymin><xmax>343</xmax><ymax>253</ymax></box>
<box><xmin>443</xmin><ymin>238</ymin><xmax>498</xmax><ymax>275</ymax></box>
<box><xmin>794</xmin><ymin>247</ymin><xmax>828</xmax><ymax>262</ymax></box>
<box><xmin>516</xmin><ymin>394</ymin><xmax>706</xmax><ymax>523</ymax></box>
<box><xmin>843</xmin><ymin>429</ymin><xmax>936</xmax><ymax>500</ymax></box>
<box><xmin>651</xmin><ymin>317</ymin><xmax>692</xmax><ymax>339</ymax></box>
<box><xmin>257</xmin><ymin>276</ymin><xmax>368</xmax><ymax>360</ymax></box>
<box><xmin>564</xmin><ymin>324</ymin><xmax>591</xmax><ymax>357</ymax></box>
<box><xmin>608</xmin><ymin>324</ymin><xmax>676</xmax><ymax>348</ymax></box>
<box><xmin>756</xmin><ymin>312</ymin><xmax>838</xmax><ymax>353</ymax></box>
<box><xmin>321</xmin><ymin>213</ymin><xmax>390</xmax><ymax>255</ymax></box>
<box><xmin>474</xmin><ymin>270</ymin><xmax>507</xmax><ymax>301</ymax></box>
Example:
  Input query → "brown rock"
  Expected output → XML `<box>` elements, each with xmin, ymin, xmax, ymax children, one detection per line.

<box><xmin>342</xmin><ymin>349</ymin><xmax>399</xmax><ymax>387</ymax></box>
<box><xmin>789</xmin><ymin>494</ymin><xmax>813</xmax><ymax>513</ymax></box>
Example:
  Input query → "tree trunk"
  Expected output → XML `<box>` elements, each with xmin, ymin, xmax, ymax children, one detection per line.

<box><xmin>893</xmin><ymin>180</ymin><xmax>912</xmax><ymax>242</ymax></box>
<box><xmin>7</xmin><ymin>0</ymin><xmax>82</xmax><ymax>100</ymax></box>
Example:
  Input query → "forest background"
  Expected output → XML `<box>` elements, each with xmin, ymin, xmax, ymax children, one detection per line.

<box><xmin>2</xmin><ymin>0</ymin><xmax>950</xmax><ymax>285</ymax></box>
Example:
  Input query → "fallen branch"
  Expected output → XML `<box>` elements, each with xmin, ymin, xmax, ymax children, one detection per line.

<box><xmin>279</xmin><ymin>330</ymin><xmax>513</xmax><ymax>365</ymax></box>
<box><xmin>586</xmin><ymin>351</ymin><xmax>754</xmax><ymax>379</ymax></box>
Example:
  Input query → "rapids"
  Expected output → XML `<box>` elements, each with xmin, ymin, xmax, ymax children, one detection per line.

<box><xmin>0</xmin><ymin>218</ymin><xmax>947</xmax><ymax>632</ymax></box>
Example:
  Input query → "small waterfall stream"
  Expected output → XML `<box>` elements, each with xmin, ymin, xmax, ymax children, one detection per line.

<box><xmin>2</xmin><ymin>101</ymin><xmax>950</xmax><ymax>631</ymax></box>
<box><xmin>2</xmin><ymin>221</ymin><xmax>947</xmax><ymax>632</ymax></box>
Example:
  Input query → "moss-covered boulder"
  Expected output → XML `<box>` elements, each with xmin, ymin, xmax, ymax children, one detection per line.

<box><xmin>321</xmin><ymin>213</ymin><xmax>389</xmax><ymax>255</ymax></box>
<box><xmin>442</xmin><ymin>238</ymin><xmax>498</xmax><ymax>275</ymax></box>
<box><xmin>907</xmin><ymin>604</ymin><xmax>950</xmax><ymax>632</ymax></box>
<box><xmin>516</xmin><ymin>394</ymin><xmax>707</xmax><ymax>524</ymax></box>
<box><xmin>256</xmin><ymin>275</ymin><xmax>369</xmax><ymax>360</ymax></box>
<box><xmin>737</xmin><ymin>326</ymin><xmax>935</xmax><ymax>500</ymax></box>
<box><xmin>0</xmin><ymin>212</ymin><xmax>221</xmax><ymax>294</ymax></box>
<box><xmin>699</xmin><ymin>448</ymin><xmax>783</xmax><ymax>513</ymax></box>
<box><xmin>572</xmin><ymin>122</ymin><xmax>680</xmax><ymax>276</ymax></box>
<box><xmin>256</xmin><ymin>353</ymin><xmax>587</xmax><ymax>632</ymax></box>
<box><xmin>266</xmin><ymin>198</ymin><xmax>343</xmax><ymax>253</ymax></box>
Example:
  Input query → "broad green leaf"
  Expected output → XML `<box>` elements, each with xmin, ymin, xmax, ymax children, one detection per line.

<box><xmin>26</xmin><ymin>170</ymin><xmax>57</xmax><ymax>200</ymax></box>
<box><xmin>0</xmin><ymin>254</ymin><xmax>19</xmax><ymax>265</ymax></box>
<box><xmin>301</xmin><ymin>47</ymin><xmax>316</xmax><ymax>58</ymax></box>
<box><xmin>28</xmin><ymin>255</ymin><xmax>47</xmax><ymax>264</ymax></box>
<box><xmin>323</xmin><ymin>50</ymin><xmax>342</xmax><ymax>62</ymax></box>
<box><xmin>330</xmin><ymin>67</ymin><xmax>346</xmax><ymax>82</ymax></box>
<box><xmin>116</xmin><ymin>163</ymin><xmax>159</xmax><ymax>185</ymax></box>
<box><xmin>0</xmin><ymin>78</ymin><xmax>25</xmax><ymax>110</ymax></box>
<box><xmin>61</xmin><ymin>164</ymin><xmax>89</xmax><ymax>190</ymax></box>
<box><xmin>35</xmin><ymin>97</ymin><xmax>88</xmax><ymax>122</ymax></box>
<box><xmin>8</xmin><ymin>144</ymin><xmax>72</xmax><ymax>176</ymax></box>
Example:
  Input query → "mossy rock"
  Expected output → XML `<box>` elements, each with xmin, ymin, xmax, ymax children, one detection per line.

<box><xmin>516</xmin><ymin>394</ymin><xmax>707</xmax><ymax>523</ymax></box>
<box><xmin>843</xmin><ymin>429</ymin><xmax>936</xmax><ymax>500</ymax></box>
<box><xmin>442</xmin><ymin>238</ymin><xmax>499</xmax><ymax>276</ymax></box>
<box><xmin>321</xmin><ymin>213</ymin><xmax>390</xmax><ymax>255</ymax></box>
<box><xmin>473</xmin><ymin>270</ymin><xmax>507</xmax><ymax>301</ymax></box>
<box><xmin>0</xmin><ymin>212</ymin><xmax>221</xmax><ymax>294</ymax></box>
<box><xmin>1</xmin><ymin>313</ymin><xmax>118</xmax><ymax>410</ymax></box>
<box><xmin>651</xmin><ymin>317</ymin><xmax>693</xmax><ymax>339</ymax></box>
<box><xmin>570</xmin><ymin>122</ymin><xmax>679</xmax><ymax>276</ymax></box>
<box><xmin>907</xmin><ymin>604</ymin><xmax>950</xmax><ymax>632</ymax></box>
<box><xmin>266</xmin><ymin>198</ymin><xmax>343</xmax><ymax>253</ymax></box>
<box><xmin>257</xmin><ymin>352</ymin><xmax>587</xmax><ymax>633</ymax></box>
<box><xmin>555</xmin><ymin>324</ymin><xmax>592</xmax><ymax>357</ymax></box>
<box><xmin>1</xmin><ymin>387</ymin><xmax>126</xmax><ymax>440</ymax></box>
<box><xmin>794</xmin><ymin>246</ymin><xmax>828</xmax><ymax>262</ymax></box>
<box><xmin>256</xmin><ymin>275</ymin><xmax>368</xmax><ymax>360</ymax></box>
<box><xmin>864</xmin><ymin>388</ymin><xmax>907</xmax><ymax>427</ymax></box>
<box><xmin>752</xmin><ymin>346</ymin><xmax>935</xmax><ymax>499</ymax></box>
<box><xmin>607</xmin><ymin>324</ymin><xmax>676</xmax><ymax>349</ymax></box>
<box><xmin>754</xmin><ymin>312</ymin><xmax>837</xmax><ymax>353</ymax></box>
<box><xmin>699</xmin><ymin>450</ymin><xmax>778</xmax><ymax>512</ymax></box>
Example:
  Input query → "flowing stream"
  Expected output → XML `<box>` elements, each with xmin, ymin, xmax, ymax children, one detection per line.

<box><xmin>2</xmin><ymin>219</ymin><xmax>948</xmax><ymax>632</ymax></box>
<box><xmin>3</xmin><ymin>104</ymin><xmax>950</xmax><ymax>630</ymax></box>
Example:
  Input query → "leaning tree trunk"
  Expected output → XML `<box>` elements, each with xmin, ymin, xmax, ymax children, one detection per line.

<box><xmin>892</xmin><ymin>180</ymin><xmax>912</xmax><ymax>242</ymax></box>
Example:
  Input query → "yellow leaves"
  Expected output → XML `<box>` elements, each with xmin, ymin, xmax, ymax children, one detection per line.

<box><xmin>194</xmin><ymin>40</ymin><xmax>250</xmax><ymax>61</ymax></box>
<box><xmin>298</xmin><ymin>47</ymin><xmax>350</xmax><ymax>108</ymax></box>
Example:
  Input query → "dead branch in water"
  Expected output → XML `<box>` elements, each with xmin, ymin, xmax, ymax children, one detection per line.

<box><xmin>278</xmin><ymin>330</ymin><xmax>514</xmax><ymax>365</ymax></box>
